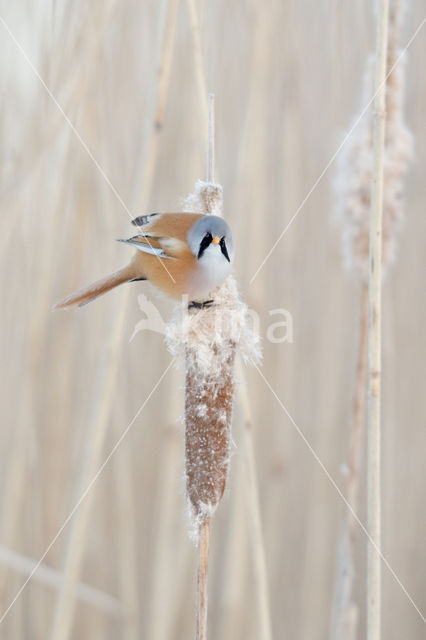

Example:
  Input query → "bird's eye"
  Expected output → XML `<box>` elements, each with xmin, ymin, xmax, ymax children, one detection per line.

<box><xmin>197</xmin><ymin>232</ymin><xmax>213</xmax><ymax>259</ymax></box>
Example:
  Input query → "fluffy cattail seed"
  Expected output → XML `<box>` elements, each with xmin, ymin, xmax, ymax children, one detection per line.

<box><xmin>165</xmin><ymin>181</ymin><xmax>260</xmax><ymax>531</ymax></box>
<box><xmin>334</xmin><ymin>0</ymin><xmax>412</xmax><ymax>282</ymax></box>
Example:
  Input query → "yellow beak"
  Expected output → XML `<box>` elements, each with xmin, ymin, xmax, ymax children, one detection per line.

<box><xmin>212</xmin><ymin>237</ymin><xmax>220</xmax><ymax>244</ymax></box>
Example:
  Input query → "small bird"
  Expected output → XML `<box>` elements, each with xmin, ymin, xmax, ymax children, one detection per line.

<box><xmin>53</xmin><ymin>213</ymin><xmax>234</xmax><ymax>309</ymax></box>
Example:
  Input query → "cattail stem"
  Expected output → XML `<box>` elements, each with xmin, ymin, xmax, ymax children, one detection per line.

<box><xmin>172</xmin><ymin>70</ymin><xmax>257</xmax><ymax>639</ymax></box>
<box><xmin>192</xmin><ymin>92</ymin><xmax>214</xmax><ymax>640</ymax></box>
<box><xmin>207</xmin><ymin>94</ymin><xmax>215</xmax><ymax>183</ymax></box>
<box><xmin>367</xmin><ymin>2</ymin><xmax>389</xmax><ymax>639</ymax></box>
<box><xmin>196</xmin><ymin>519</ymin><xmax>210</xmax><ymax>640</ymax></box>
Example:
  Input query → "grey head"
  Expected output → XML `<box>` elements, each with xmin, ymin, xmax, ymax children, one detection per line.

<box><xmin>187</xmin><ymin>215</ymin><xmax>234</xmax><ymax>263</ymax></box>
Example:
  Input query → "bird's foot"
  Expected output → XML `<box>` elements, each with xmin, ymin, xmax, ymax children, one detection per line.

<box><xmin>188</xmin><ymin>299</ymin><xmax>215</xmax><ymax>311</ymax></box>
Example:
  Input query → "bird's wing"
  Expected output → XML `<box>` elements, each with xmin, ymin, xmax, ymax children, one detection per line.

<box><xmin>127</xmin><ymin>212</ymin><xmax>205</xmax><ymax>258</ymax></box>
<box><xmin>131</xmin><ymin>212</ymin><xmax>204</xmax><ymax>243</ymax></box>
<box><xmin>117</xmin><ymin>234</ymin><xmax>176</xmax><ymax>258</ymax></box>
<box><xmin>131</xmin><ymin>213</ymin><xmax>161</xmax><ymax>227</ymax></box>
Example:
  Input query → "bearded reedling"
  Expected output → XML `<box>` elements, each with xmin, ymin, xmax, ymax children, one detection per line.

<box><xmin>53</xmin><ymin>213</ymin><xmax>234</xmax><ymax>309</ymax></box>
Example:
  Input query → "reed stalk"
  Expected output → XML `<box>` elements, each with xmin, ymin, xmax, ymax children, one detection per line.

<box><xmin>367</xmin><ymin>2</ymin><xmax>389</xmax><ymax>638</ymax></box>
<box><xmin>185</xmin><ymin>0</ymin><xmax>208</xmax><ymax>130</ymax></box>
<box><xmin>112</xmin><ymin>425</ymin><xmax>140</xmax><ymax>640</ymax></box>
<box><xmin>330</xmin><ymin>285</ymin><xmax>368</xmax><ymax>640</ymax></box>
<box><xmin>331</xmin><ymin>2</ymin><xmax>411</xmax><ymax>638</ymax></box>
<box><xmin>48</xmin><ymin>2</ymin><xmax>179</xmax><ymax>638</ymax></box>
<box><xmin>236</xmin><ymin>358</ymin><xmax>272</xmax><ymax>640</ymax></box>
<box><xmin>0</xmin><ymin>544</ymin><xmax>122</xmax><ymax>617</ymax></box>
<box><xmin>145</xmin><ymin>384</ymin><xmax>184</xmax><ymax>640</ymax></box>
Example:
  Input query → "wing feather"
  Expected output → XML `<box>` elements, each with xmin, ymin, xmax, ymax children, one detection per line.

<box><xmin>130</xmin><ymin>213</ymin><xmax>204</xmax><ymax>242</ymax></box>
<box><xmin>125</xmin><ymin>213</ymin><xmax>205</xmax><ymax>258</ymax></box>
<box><xmin>117</xmin><ymin>236</ymin><xmax>176</xmax><ymax>259</ymax></box>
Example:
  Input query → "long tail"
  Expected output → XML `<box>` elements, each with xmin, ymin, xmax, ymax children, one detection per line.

<box><xmin>52</xmin><ymin>263</ymin><xmax>141</xmax><ymax>310</ymax></box>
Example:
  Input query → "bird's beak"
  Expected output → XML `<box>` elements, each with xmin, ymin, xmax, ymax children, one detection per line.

<box><xmin>212</xmin><ymin>237</ymin><xmax>220</xmax><ymax>244</ymax></box>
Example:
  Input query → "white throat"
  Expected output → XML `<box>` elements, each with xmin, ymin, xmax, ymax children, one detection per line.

<box><xmin>188</xmin><ymin>244</ymin><xmax>232</xmax><ymax>300</ymax></box>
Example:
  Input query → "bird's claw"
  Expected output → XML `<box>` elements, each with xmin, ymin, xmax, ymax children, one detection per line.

<box><xmin>188</xmin><ymin>299</ymin><xmax>215</xmax><ymax>311</ymax></box>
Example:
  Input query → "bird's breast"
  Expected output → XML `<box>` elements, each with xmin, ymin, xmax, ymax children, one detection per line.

<box><xmin>185</xmin><ymin>247</ymin><xmax>232</xmax><ymax>300</ymax></box>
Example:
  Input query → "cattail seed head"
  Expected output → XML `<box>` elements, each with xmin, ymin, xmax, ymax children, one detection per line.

<box><xmin>166</xmin><ymin>181</ymin><xmax>260</xmax><ymax>533</ymax></box>
<box><xmin>335</xmin><ymin>0</ymin><xmax>413</xmax><ymax>282</ymax></box>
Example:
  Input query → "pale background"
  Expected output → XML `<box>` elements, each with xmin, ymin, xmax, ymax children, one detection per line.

<box><xmin>0</xmin><ymin>1</ymin><xmax>425</xmax><ymax>639</ymax></box>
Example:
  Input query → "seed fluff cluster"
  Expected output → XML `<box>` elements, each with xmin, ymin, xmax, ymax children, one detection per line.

<box><xmin>334</xmin><ymin>1</ymin><xmax>413</xmax><ymax>282</ymax></box>
<box><xmin>165</xmin><ymin>180</ymin><xmax>260</xmax><ymax>537</ymax></box>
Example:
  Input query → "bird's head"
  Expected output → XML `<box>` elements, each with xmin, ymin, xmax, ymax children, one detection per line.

<box><xmin>187</xmin><ymin>215</ymin><xmax>234</xmax><ymax>264</ymax></box>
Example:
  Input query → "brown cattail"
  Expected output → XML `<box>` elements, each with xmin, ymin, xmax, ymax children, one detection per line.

<box><xmin>185</xmin><ymin>339</ymin><xmax>235</xmax><ymax>519</ymax></box>
<box><xmin>166</xmin><ymin>181</ymin><xmax>260</xmax><ymax>528</ymax></box>
<box><xmin>166</xmin><ymin>178</ymin><xmax>259</xmax><ymax>640</ymax></box>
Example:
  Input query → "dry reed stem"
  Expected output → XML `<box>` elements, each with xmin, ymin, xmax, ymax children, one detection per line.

<box><xmin>330</xmin><ymin>284</ymin><xmax>368</xmax><ymax>640</ymax></box>
<box><xmin>0</xmin><ymin>16</ymin><xmax>121</xmax><ymax>627</ymax></box>
<box><xmin>185</xmin><ymin>0</ymin><xmax>208</xmax><ymax>130</ymax></box>
<box><xmin>49</xmin><ymin>2</ymin><xmax>179</xmax><ymax>637</ymax></box>
<box><xmin>331</xmin><ymin>2</ymin><xmax>411</xmax><ymax>638</ymax></box>
<box><xmin>0</xmin><ymin>94</ymin><xmax>86</xmax><ymax>628</ymax></box>
<box><xmin>132</xmin><ymin>0</ymin><xmax>181</xmax><ymax>208</ymax></box>
<box><xmin>196</xmin><ymin>519</ymin><xmax>210</xmax><ymax>640</ymax></box>
<box><xmin>214</xmin><ymin>446</ymin><xmax>249</xmax><ymax>640</ymax></box>
<box><xmin>112</xmin><ymin>430</ymin><xmax>140</xmax><ymax>640</ymax></box>
<box><xmin>0</xmin><ymin>544</ymin><xmax>122</xmax><ymax>617</ymax></box>
<box><xmin>145</xmin><ymin>382</ymin><xmax>183</xmax><ymax>640</ymax></box>
<box><xmin>49</xmin><ymin>304</ymin><xmax>129</xmax><ymax>640</ymax></box>
<box><xmin>367</xmin><ymin>2</ymin><xmax>389</xmax><ymax>638</ymax></box>
<box><xmin>236</xmin><ymin>358</ymin><xmax>272</xmax><ymax>640</ymax></box>
<box><xmin>0</xmin><ymin>11</ymin><xmax>99</xmax><ymax>593</ymax></box>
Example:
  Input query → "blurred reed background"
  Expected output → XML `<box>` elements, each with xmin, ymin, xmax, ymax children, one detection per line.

<box><xmin>0</xmin><ymin>1</ymin><xmax>425</xmax><ymax>638</ymax></box>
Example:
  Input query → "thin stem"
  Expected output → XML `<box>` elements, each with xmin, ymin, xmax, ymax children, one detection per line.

<box><xmin>196</xmin><ymin>519</ymin><xmax>210</xmax><ymax>640</ymax></box>
<box><xmin>236</xmin><ymin>358</ymin><xmax>273</xmax><ymax>640</ymax></box>
<box><xmin>330</xmin><ymin>284</ymin><xmax>368</xmax><ymax>640</ymax></box>
<box><xmin>133</xmin><ymin>0</ymin><xmax>181</xmax><ymax>208</ymax></box>
<box><xmin>207</xmin><ymin>93</ymin><xmax>215</xmax><ymax>183</ymax></box>
<box><xmin>367</xmin><ymin>2</ymin><xmax>389</xmax><ymax>640</ymax></box>
<box><xmin>185</xmin><ymin>0</ymin><xmax>208</xmax><ymax>130</ymax></box>
<box><xmin>0</xmin><ymin>544</ymin><xmax>122</xmax><ymax>617</ymax></box>
<box><xmin>347</xmin><ymin>285</ymin><xmax>369</xmax><ymax>510</ymax></box>
<box><xmin>193</xmin><ymin>91</ymin><xmax>215</xmax><ymax>640</ymax></box>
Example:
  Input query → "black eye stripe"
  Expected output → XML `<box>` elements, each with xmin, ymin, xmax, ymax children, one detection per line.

<box><xmin>197</xmin><ymin>232</ymin><xmax>212</xmax><ymax>259</ymax></box>
<box><xmin>220</xmin><ymin>237</ymin><xmax>230</xmax><ymax>262</ymax></box>
<box><xmin>197</xmin><ymin>232</ymin><xmax>231</xmax><ymax>262</ymax></box>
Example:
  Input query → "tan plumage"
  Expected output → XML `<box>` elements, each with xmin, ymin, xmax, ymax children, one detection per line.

<box><xmin>53</xmin><ymin>212</ymin><xmax>234</xmax><ymax>309</ymax></box>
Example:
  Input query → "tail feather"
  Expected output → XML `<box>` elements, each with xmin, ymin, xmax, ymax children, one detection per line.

<box><xmin>52</xmin><ymin>263</ymin><xmax>140</xmax><ymax>310</ymax></box>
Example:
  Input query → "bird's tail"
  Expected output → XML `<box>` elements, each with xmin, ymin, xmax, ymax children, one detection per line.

<box><xmin>52</xmin><ymin>263</ymin><xmax>141</xmax><ymax>310</ymax></box>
